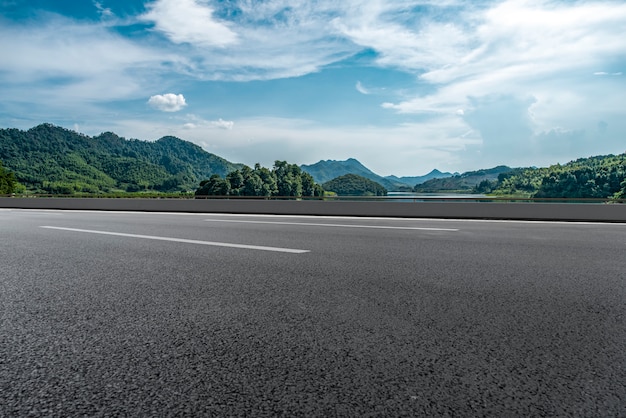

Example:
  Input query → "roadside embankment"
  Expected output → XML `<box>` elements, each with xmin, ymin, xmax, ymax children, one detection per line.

<box><xmin>1</xmin><ymin>197</ymin><xmax>625</xmax><ymax>222</ymax></box>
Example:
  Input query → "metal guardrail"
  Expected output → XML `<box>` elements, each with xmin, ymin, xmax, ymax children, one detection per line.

<box><xmin>198</xmin><ymin>195</ymin><xmax>626</xmax><ymax>204</ymax></box>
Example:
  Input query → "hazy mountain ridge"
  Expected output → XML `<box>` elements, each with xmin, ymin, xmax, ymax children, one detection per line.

<box><xmin>385</xmin><ymin>169</ymin><xmax>455</xmax><ymax>187</ymax></box>
<box><xmin>300</xmin><ymin>158</ymin><xmax>431</xmax><ymax>191</ymax></box>
<box><xmin>300</xmin><ymin>158</ymin><xmax>379</xmax><ymax>183</ymax></box>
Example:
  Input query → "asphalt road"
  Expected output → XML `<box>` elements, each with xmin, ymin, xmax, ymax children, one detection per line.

<box><xmin>1</xmin><ymin>209</ymin><xmax>624</xmax><ymax>417</ymax></box>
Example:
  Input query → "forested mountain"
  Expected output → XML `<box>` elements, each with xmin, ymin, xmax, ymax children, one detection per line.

<box><xmin>301</xmin><ymin>158</ymin><xmax>407</xmax><ymax>191</ymax></box>
<box><xmin>0</xmin><ymin>124</ymin><xmax>242</xmax><ymax>193</ymax></box>
<box><xmin>413</xmin><ymin>166</ymin><xmax>514</xmax><ymax>193</ymax></box>
<box><xmin>490</xmin><ymin>153</ymin><xmax>626</xmax><ymax>199</ymax></box>
<box><xmin>322</xmin><ymin>174</ymin><xmax>387</xmax><ymax>196</ymax></box>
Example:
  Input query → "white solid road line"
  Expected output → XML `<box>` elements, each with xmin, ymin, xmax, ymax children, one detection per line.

<box><xmin>40</xmin><ymin>226</ymin><xmax>309</xmax><ymax>254</ymax></box>
<box><xmin>203</xmin><ymin>218</ymin><xmax>459</xmax><ymax>231</ymax></box>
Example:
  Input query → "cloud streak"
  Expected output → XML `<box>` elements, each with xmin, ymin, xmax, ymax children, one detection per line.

<box><xmin>355</xmin><ymin>81</ymin><xmax>370</xmax><ymax>95</ymax></box>
<box><xmin>210</xmin><ymin>118</ymin><xmax>234</xmax><ymax>130</ymax></box>
<box><xmin>138</xmin><ymin>0</ymin><xmax>360</xmax><ymax>80</ymax></box>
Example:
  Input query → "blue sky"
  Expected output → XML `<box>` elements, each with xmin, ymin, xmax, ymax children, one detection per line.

<box><xmin>1</xmin><ymin>0</ymin><xmax>625</xmax><ymax>176</ymax></box>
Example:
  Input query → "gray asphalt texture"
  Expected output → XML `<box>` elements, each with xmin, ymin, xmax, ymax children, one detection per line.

<box><xmin>1</xmin><ymin>209</ymin><xmax>624</xmax><ymax>417</ymax></box>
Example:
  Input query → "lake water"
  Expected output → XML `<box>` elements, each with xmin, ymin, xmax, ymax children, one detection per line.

<box><xmin>387</xmin><ymin>192</ymin><xmax>487</xmax><ymax>201</ymax></box>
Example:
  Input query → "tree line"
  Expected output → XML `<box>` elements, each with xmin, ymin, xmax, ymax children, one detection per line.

<box><xmin>195</xmin><ymin>161</ymin><xmax>324</xmax><ymax>197</ymax></box>
<box><xmin>479</xmin><ymin>153</ymin><xmax>626</xmax><ymax>199</ymax></box>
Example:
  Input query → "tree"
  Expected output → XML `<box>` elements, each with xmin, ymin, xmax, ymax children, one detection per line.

<box><xmin>0</xmin><ymin>161</ymin><xmax>17</xmax><ymax>194</ymax></box>
<box><xmin>226</xmin><ymin>170</ymin><xmax>244</xmax><ymax>195</ymax></box>
<box><xmin>473</xmin><ymin>179</ymin><xmax>497</xmax><ymax>194</ymax></box>
<box><xmin>255</xmin><ymin>164</ymin><xmax>278</xmax><ymax>197</ymax></box>
<box><xmin>274</xmin><ymin>160</ymin><xmax>304</xmax><ymax>197</ymax></box>
<box><xmin>301</xmin><ymin>171</ymin><xmax>321</xmax><ymax>197</ymax></box>
<box><xmin>614</xmin><ymin>179</ymin><xmax>626</xmax><ymax>200</ymax></box>
<box><xmin>242</xmin><ymin>172</ymin><xmax>264</xmax><ymax>196</ymax></box>
<box><xmin>195</xmin><ymin>174</ymin><xmax>230</xmax><ymax>196</ymax></box>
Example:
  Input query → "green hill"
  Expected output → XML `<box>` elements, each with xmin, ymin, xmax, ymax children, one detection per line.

<box><xmin>301</xmin><ymin>158</ymin><xmax>407</xmax><ymax>191</ymax></box>
<box><xmin>412</xmin><ymin>156</ymin><xmax>626</xmax><ymax>199</ymax></box>
<box><xmin>0</xmin><ymin>124</ymin><xmax>242</xmax><ymax>193</ymax></box>
<box><xmin>413</xmin><ymin>166</ymin><xmax>513</xmax><ymax>193</ymax></box>
<box><xmin>492</xmin><ymin>154</ymin><xmax>626</xmax><ymax>198</ymax></box>
<box><xmin>323</xmin><ymin>174</ymin><xmax>387</xmax><ymax>196</ymax></box>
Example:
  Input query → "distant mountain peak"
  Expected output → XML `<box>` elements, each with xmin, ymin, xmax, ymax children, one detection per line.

<box><xmin>301</xmin><ymin>158</ymin><xmax>416</xmax><ymax>190</ymax></box>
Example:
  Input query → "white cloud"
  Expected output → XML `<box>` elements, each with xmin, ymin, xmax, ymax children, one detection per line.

<box><xmin>210</xmin><ymin>118</ymin><xmax>234</xmax><ymax>130</ymax></box>
<box><xmin>148</xmin><ymin>93</ymin><xmax>187</xmax><ymax>112</ymax></box>
<box><xmin>2</xmin><ymin>0</ymin><xmax>625</xmax><ymax>173</ymax></box>
<box><xmin>595</xmin><ymin>71</ymin><xmax>623</xmax><ymax>76</ymax></box>
<box><xmin>0</xmin><ymin>21</ymin><xmax>150</xmax><ymax>80</ymax></box>
<box><xmin>94</xmin><ymin>1</ymin><xmax>114</xmax><ymax>18</ymax></box>
<box><xmin>355</xmin><ymin>0</ymin><xmax>626</xmax><ymax>162</ymax></box>
<box><xmin>363</xmin><ymin>1</ymin><xmax>626</xmax><ymax>105</ymax></box>
<box><xmin>140</xmin><ymin>0</ymin><xmax>359</xmax><ymax>81</ymax></box>
<box><xmin>175</xmin><ymin>115</ymin><xmax>234</xmax><ymax>130</ymax></box>
<box><xmin>3</xmin><ymin>1</ymin><xmax>624</xmax><ymax>93</ymax></box>
<box><xmin>0</xmin><ymin>15</ymin><xmax>171</xmax><ymax>106</ymax></box>
<box><xmin>141</xmin><ymin>0</ymin><xmax>238</xmax><ymax>47</ymax></box>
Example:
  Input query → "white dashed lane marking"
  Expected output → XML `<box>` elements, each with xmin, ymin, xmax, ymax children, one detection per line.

<box><xmin>203</xmin><ymin>218</ymin><xmax>459</xmax><ymax>231</ymax></box>
<box><xmin>40</xmin><ymin>226</ymin><xmax>310</xmax><ymax>254</ymax></box>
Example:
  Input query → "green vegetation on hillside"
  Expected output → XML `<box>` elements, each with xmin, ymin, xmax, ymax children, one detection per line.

<box><xmin>323</xmin><ymin>174</ymin><xmax>387</xmax><ymax>196</ymax></box>
<box><xmin>0</xmin><ymin>161</ymin><xmax>19</xmax><ymax>194</ymax></box>
<box><xmin>0</xmin><ymin>124</ymin><xmax>241</xmax><ymax>194</ymax></box>
<box><xmin>412</xmin><ymin>154</ymin><xmax>626</xmax><ymax>200</ymax></box>
<box><xmin>195</xmin><ymin>161</ymin><xmax>324</xmax><ymax>197</ymax></box>
<box><xmin>489</xmin><ymin>154</ymin><xmax>626</xmax><ymax>199</ymax></box>
<box><xmin>2</xmin><ymin>124</ymin><xmax>623</xmax><ymax>200</ymax></box>
<box><xmin>414</xmin><ymin>166</ymin><xmax>513</xmax><ymax>193</ymax></box>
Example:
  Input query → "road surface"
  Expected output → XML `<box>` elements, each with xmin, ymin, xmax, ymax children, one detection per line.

<box><xmin>1</xmin><ymin>209</ymin><xmax>624</xmax><ymax>416</ymax></box>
